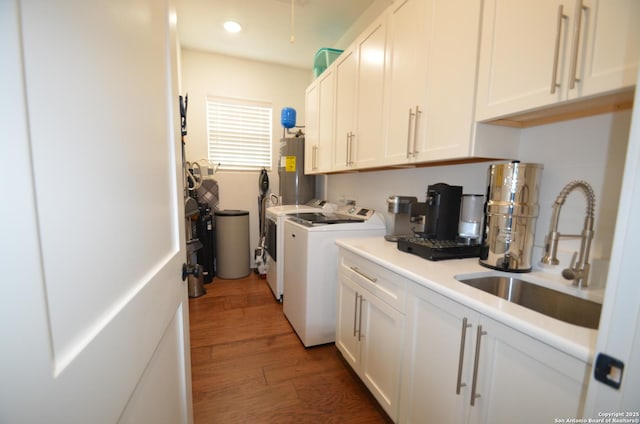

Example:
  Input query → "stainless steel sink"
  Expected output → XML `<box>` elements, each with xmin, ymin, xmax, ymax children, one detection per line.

<box><xmin>455</xmin><ymin>275</ymin><xmax>601</xmax><ymax>329</ymax></box>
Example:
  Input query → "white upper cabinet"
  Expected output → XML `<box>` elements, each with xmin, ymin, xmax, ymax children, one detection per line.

<box><xmin>333</xmin><ymin>15</ymin><xmax>387</xmax><ymax>171</ymax></box>
<box><xmin>333</xmin><ymin>46</ymin><xmax>357</xmax><ymax>171</ymax></box>
<box><xmin>304</xmin><ymin>68</ymin><xmax>334</xmax><ymax>174</ymax></box>
<box><xmin>382</xmin><ymin>0</ymin><xmax>428</xmax><ymax>165</ymax></box>
<box><xmin>304</xmin><ymin>80</ymin><xmax>319</xmax><ymax>174</ymax></box>
<box><xmin>418</xmin><ymin>0</ymin><xmax>485</xmax><ymax>161</ymax></box>
<box><xmin>569</xmin><ymin>0</ymin><xmax>640</xmax><ymax>99</ymax></box>
<box><xmin>476</xmin><ymin>0</ymin><xmax>640</xmax><ymax>121</ymax></box>
<box><xmin>317</xmin><ymin>69</ymin><xmax>335</xmax><ymax>173</ymax></box>
<box><xmin>384</xmin><ymin>0</ymin><xmax>506</xmax><ymax>164</ymax></box>
<box><xmin>353</xmin><ymin>15</ymin><xmax>387</xmax><ymax>170</ymax></box>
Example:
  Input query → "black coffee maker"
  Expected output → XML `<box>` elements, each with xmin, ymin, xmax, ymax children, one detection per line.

<box><xmin>423</xmin><ymin>183</ymin><xmax>462</xmax><ymax>240</ymax></box>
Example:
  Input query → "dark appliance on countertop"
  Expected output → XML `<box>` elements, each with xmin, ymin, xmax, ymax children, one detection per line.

<box><xmin>397</xmin><ymin>183</ymin><xmax>482</xmax><ymax>261</ymax></box>
<box><xmin>422</xmin><ymin>183</ymin><xmax>462</xmax><ymax>240</ymax></box>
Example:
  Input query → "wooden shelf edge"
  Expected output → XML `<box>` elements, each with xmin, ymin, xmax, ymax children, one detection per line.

<box><xmin>484</xmin><ymin>89</ymin><xmax>635</xmax><ymax>128</ymax></box>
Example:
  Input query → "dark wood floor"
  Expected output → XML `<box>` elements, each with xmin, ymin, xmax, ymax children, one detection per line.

<box><xmin>189</xmin><ymin>273</ymin><xmax>393</xmax><ymax>423</ymax></box>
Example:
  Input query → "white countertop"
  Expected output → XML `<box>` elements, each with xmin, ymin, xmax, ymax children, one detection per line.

<box><xmin>336</xmin><ymin>237</ymin><xmax>604</xmax><ymax>364</ymax></box>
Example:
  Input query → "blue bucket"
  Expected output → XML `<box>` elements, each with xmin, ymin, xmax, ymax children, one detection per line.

<box><xmin>281</xmin><ymin>107</ymin><xmax>296</xmax><ymax>129</ymax></box>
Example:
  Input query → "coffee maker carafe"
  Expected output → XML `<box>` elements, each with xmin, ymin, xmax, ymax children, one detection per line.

<box><xmin>423</xmin><ymin>183</ymin><xmax>462</xmax><ymax>240</ymax></box>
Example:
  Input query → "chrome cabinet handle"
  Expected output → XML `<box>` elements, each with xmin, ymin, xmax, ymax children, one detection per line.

<box><xmin>406</xmin><ymin>108</ymin><xmax>415</xmax><ymax>158</ymax></box>
<box><xmin>413</xmin><ymin>105</ymin><xmax>421</xmax><ymax>156</ymax></box>
<box><xmin>350</xmin><ymin>266</ymin><xmax>377</xmax><ymax>283</ymax></box>
<box><xmin>312</xmin><ymin>145</ymin><xmax>318</xmax><ymax>170</ymax></box>
<box><xmin>456</xmin><ymin>317</ymin><xmax>472</xmax><ymax>395</ymax></box>
<box><xmin>470</xmin><ymin>325</ymin><xmax>487</xmax><ymax>406</ymax></box>
<box><xmin>550</xmin><ymin>5</ymin><xmax>567</xmax><ymax>94</ymax></box>
<box><xmin>353</xmin><ymin>292</ymin><xmax>360</xmax><ymax>337</ymax></box>
<box><xmin>569</xmin><ymin>1</ymin><xmax>588</xmax><ymax>89</ymax></box>
<box><xmin>345</xmin><ymin>132</ymin><xmax>350</xmax><ymax>166</ymax></box>
<box><xmin>346</xmin><ymin>132</ymin><xmax>355</xmax><ymax>166</ymax></box>
<box><xmin>358</xmin><ymin>295</ymin><xmax>365</xmax><ymax>341</ymax></box>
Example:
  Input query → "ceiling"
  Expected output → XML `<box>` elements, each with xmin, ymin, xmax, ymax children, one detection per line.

<box><xmin>175</xmin><ymin>0</ymin><xmax>388</xmax><ymax>70</ymax></box>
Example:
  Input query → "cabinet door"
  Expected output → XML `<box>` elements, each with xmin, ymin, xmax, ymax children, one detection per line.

<box><xmin>400</xmin><ymin>289</ymin><xmax>479</xmax><ymax>424</ymax></box>
<box><xmin>476</xmin><ymin>0</ymin><xmax>569</xmax><ymax>121</ymax></box>
<box><xmin>418</xmin><ymin>0</ymin><xmax>482</xmax><ymax>161</ymax></box>
<box><xmin>333</xmin><ymin>47</ymin><xmax>357</xmax><ymax>170</ymax></box>
<box><xmin>383</xmin><ymin>0</ymin><xmax>428</xmax><ymax>165</ymax></box>
<box><xmin>359</xmin><ymin>290</ymin><xmax>405</xmax><ymax>422</ymax></box>
<box><xmin>335</xmin><ymin>274</ymin><xmax>361</xmax><ymax>370</ymax></box>
<box><xmin>316</xmin><ymin>68</ymin><xmax>335</xmax><ymax>172</ymax></box>
<box><xmin>304</xmin><ymin>82</ymin><xmax>319</xmax><ymax>174</ymax></box>
<box><xmin>353</xmin><ymin>15</ymin><xmax>387</xmax><ymax>169</ymax></box>
<box><xmin>569</xmin><ymin>0</ymin><xmax>640</xmax><ymax>99</ymax></box>
<box><xmin>469</xmin><ymin>316</ymin><xmax>588</xmax><ymax>424</ymax></box>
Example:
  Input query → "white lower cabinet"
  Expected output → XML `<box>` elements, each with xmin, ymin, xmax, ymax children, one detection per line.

<box><xmin>400</xmin><ymin>285</ymin><xmax>589</xmax><ymax>424</ymax></box>
<box><xmin>336</xmin><ymin>252</ymin><xmax>406</xmax><ymax>422</ymax></box>
<box><xmin>337</xmin><ymin>248</ymin><xmax>590</xmax><ymax>423</ymax></box>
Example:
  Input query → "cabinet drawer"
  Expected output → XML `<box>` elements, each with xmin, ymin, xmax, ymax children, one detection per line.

<box><xmin>340</xmin><ymin>250</ymin><xmax>407</xmax><ymax>313</ymax></box>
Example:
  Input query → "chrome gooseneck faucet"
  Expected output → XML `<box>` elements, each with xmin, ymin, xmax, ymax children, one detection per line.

<box><xmin>540</xmin><ymin>180</ymin><xmax>596</xmax><ymax>288</ymax></box>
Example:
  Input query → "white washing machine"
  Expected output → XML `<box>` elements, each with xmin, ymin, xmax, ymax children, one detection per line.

<box><xmin>282</xmin><ymin>206</ymin><xmax>386</xmax><ymax>347</ymax></box>
<box><xmin>264</xmin><ymin>199</ymin><xmax>330</xmax><ymax>301</ymax></box>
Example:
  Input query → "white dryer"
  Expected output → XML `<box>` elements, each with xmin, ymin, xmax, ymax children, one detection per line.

<box><xmin>282</xmin><ymin>206</ymin><xmax>386</xmax><ymax>347</ymax></box>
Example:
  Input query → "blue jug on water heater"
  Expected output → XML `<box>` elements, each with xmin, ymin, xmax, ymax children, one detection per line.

<box><xmin>281</xmin><ymin>107</ymin><xmax>296</xmax><ymax>129</ymax></box>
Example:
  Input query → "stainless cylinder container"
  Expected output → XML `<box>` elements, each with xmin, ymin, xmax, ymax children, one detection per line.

<box><xmin>479</xmin><ymin>161</ymin><xmax>543</xmax><ymax>272</ymax></box>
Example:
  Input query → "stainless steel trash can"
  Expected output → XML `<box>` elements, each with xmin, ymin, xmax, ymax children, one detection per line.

<box><xmin>214</xmin><ymin>210</ymin><xmax>250</xmax><ymax>279</ymax></box>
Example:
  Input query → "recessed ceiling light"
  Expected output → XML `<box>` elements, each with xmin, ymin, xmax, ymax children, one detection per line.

<box><xmin>223</xmin><ymin>21</ymin><xmax>242</xmax><ymax>33</ymax></box>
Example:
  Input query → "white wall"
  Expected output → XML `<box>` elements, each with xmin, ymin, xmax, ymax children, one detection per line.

<box><xmin>326</xmin><ymin>110</ymin><xmax>631</xmax><ymax>285</ymax></box>
<box><xmin>180</xmin><ymin>48</ymin><xmax>312</xmax><ymax>264</ymax></box>
<box><xmin>333</xmin><ymin>0</ymin><xmax>392</xmax><ymax>50</ymax></box>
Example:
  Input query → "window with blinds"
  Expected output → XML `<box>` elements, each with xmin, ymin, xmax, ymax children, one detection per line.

<box><xmin>206</xmin><ymin>97</ymin><xmax>273</xmax><ymax>171</ymax></box>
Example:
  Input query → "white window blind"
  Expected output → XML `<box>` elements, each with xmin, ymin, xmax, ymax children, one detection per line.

<box><xmin>206</xmin><ymin>97</ymin><xmax>273</xmax><ymax>171</ymax></box>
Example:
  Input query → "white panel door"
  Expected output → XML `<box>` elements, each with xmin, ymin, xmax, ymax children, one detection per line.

<box><xmin>584</xmin><ymin>68</ymin><xmax>640</xmax><ymax>414</ymax></box>
<box><xmin>0</xmin><ymin>0</ymin><xmax>193</xmax><ymax>423</ymax></box>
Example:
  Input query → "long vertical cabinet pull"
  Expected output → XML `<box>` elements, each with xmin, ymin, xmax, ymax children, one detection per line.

<box><xmin>346</xmin><ymin>132</ymin><xmax>355</xmax><ymax>166</ymax></box>
<box><xmin>456</xmin><ymin>317</ymin><xmax>472</xmax><ymax>394</ymax></box>
<box><xmin>550</xmin><ymin>5</ymin><xmax>567</xmax><ymax>94</ymax></box>
<box><xmin>569</xmin><ymin>1</ymin><xmax>589</xmax><ymax>89</ymax></box>
<box><xmin>358</xmin><ymin>295</ymin><xmax>365</xmax><ymax>341</ymax></box>
<box><xmin>312</xmin><ymin>146</ymin><xmax>318</xmax><ymax>170</ymax></box>
<box><xmin>412</xmin><ymin>106</ymin><xmax>421</xmax><ymax>157</ymax></box>
<box><xmin>406</xmin><ymin>108</ymin><xmax>415</xmax><ymax>158</ymax></box>
<box><xmin>470</xmin><ymin>325</ymin><xmax>487</xmax><ymax>407</ymax></box>
<box><xmin>353</xmin><ymin>292</ymin><xmax>360</xmax><ymax>337</ymax></box>
<box><xmin>345</xmin><ymin>133</ymin><xmax>350</xmax><ymax>167</ymax></box>
<box><xmin>350</xmin><ymin>132</ymin><xmax>355</xmax><ymax>166</ymax></box>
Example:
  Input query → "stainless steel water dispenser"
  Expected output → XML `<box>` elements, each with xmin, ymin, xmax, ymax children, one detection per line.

<box><xmin>479</xmin><ymin>161</ymin><xmax>543</xmax><ymax>272</ymax></box>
